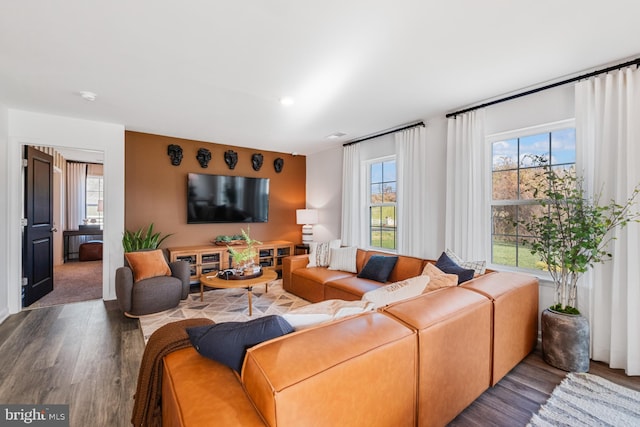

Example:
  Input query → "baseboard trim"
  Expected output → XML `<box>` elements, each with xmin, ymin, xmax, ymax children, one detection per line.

<box><xmin>0</xmin><ymin>307</ymin><xmax>9</xmax><ymax>325</ymax></box>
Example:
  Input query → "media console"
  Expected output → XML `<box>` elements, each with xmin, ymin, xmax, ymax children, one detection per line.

<box><xmin>167</xmin><ymin>240</ymin><xmax>293</xmax><ymax>283</ymax></box>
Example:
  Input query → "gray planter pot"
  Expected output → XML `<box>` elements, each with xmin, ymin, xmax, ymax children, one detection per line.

<box><xmin>541</xmin><ymin>308</ymin><xmax>590</xmax><ymax>372</ymax></box>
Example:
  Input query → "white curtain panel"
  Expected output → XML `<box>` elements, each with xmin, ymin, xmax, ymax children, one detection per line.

<box><xmin>340</xmin><ymin>143</ymin><xmax>366</xmax><ymax>247</ymax></box>
<box><xmin>575</xmin><ymin>67</ymin><xmax>640</xmax><ymax>375</ymax></box>
<box><xmin>396</xmin><ymin>126</ymin><xmax>430</xmax><ymax>258</ymax></box>
<box><xmin>66</xmin><ymin>162</ymin><xmax>87</xmax><ymax>230</ymax></box>
<box><xmin>444</xmin><ymin>109</ymin><xmax>488</xmax><ymax>261</ymax></box>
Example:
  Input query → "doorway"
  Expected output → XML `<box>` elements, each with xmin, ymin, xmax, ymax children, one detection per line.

<box><xmin>23</xmin><ymin>145</ymin><xmax>105</xmax><ymax>309</ymax></box>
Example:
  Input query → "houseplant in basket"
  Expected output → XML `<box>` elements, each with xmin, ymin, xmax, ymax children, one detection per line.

<box><xmin>519</xmin><ymin>157</ymin><xmax>640</xmax><ymax>372</ymax></box>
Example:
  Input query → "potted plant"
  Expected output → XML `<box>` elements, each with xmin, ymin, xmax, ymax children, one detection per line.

<box><xmin>227</xmin><ymin>228</ymin><xmax>262</xmax><ymax>275</ymax></box>
<box><xmin>519</xmin><ymin>157</ymin><xmax>640</xmax><ymax>371</ymax></box>
<box><xmin>122</xmin><ymin>223</ymin><xmax>173</xmax><ymax>253</ymax></box>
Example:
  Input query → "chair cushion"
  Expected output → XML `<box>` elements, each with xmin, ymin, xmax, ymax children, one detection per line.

<box><xmin>362</xmin><ymin>275</ymin><xmax>430</xmax><ymax>308</ymax></box>
<box><xmin>283</xmin><ymin>299</ymin><xmax>375</xmax><ymax>330</ymax></box>
<box><xmin>327</xmin><ymin>246</ymin><xmax>358</xmax><ymax>273</ymax></box>
<box><xmin>130</xmin><ymin>275</ymin><xmax>182</xmax><ymax>315</ymax></box>
<box><xmin>421</xmin><ymin>263</ymin><xmax>459</xmax><ymax>292</ymax></box>
<box><xmin>435</xmin><ymin>252</ymin><xmax>475</xmax><ymax>284</ymax></box>
<box><xmin>445</xmin><ymin>248</ymin><xmax>487</xmax><ymax>275</ymax></box>
<box><xmin>357</xmin><ymin>255</ymin><xmax>398</xmax><ymax>283</ymax></box>
<box><xmin>187</xmin><ymin>315</ymin><xmax>294</xmax><ymax>372</ymax></box>
<box><xmin>307</xmin><ymin>240</ymin><xmax>341</xmax><ymax>268</ymax></box>
<box><xmin>125</xmin><ymin>249</ymin><xmax>172</xmax><ymax>283</ymax></box>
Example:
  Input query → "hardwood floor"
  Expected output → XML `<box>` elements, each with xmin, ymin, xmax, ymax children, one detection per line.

<box><xmin>0</xmin><ymin>299</ymin><xmax>638</xmax><ymax>427</ymax></box>
<box><xmin>0</xmin><ymin>300</ymin><xmax>143</xmax><ymax>427</ymax></box>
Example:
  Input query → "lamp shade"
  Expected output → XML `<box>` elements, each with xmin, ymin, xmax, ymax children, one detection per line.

<box><xmin>296</xmin><ymin>209</ymin><xmax>318</xmax><ymax>225</ymax></box>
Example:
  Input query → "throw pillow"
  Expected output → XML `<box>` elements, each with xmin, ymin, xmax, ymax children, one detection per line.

<box><xmin>445</xmin><ymin>248</ymin><xmax>487</xmax><ymax>275</ymax></box>
<box><xmin>435</xmin><ymin>252</ymin><xmax>475</xmax><ymax>284</ymax></box>
<box><xmin>283</xmin><ymin>299</ymin><xmax>375</xmax><ymax>330</ymax></box>
<box><xmin>186</xmin><ymin>315</ymin><xmax>294</xmax><ymax>373</ymax></box>
<box><xmin>421</xmin><ymin>263</ymin><xmax>458</xmax><ymax>292</ymax></box>
<box><xmin>361</xmin><ymin>275</ymin><xmax>430</xmax><ymax>308</ymax></box>
<box><xmin>307</xmin><ymin>239</ymin><xmax>341</xmax><ymax>268</ymax></box>
<box><xmin>327</xmin><ymin>246</ymin><xmax>358</xmax><ymax>273</ymax></box>
<box><xmin>124</xmin><ymin>249</ymin><xmax>172</xmax><ymax>283</ymax></box>
<box><xmin>357</xmin><ymin>255</ymin><xmax>399</xmax><ymax>283</ymax></box>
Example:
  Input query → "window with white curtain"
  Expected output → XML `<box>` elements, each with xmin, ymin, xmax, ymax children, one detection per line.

<box><xmin>489</xmin><ymin>120</ymin><xmax>575</xmax><ymax>270</ymax></box>
<box><xmin>86</xmin><ymin>163</ymin><xmax>104</xmax><ymax>225</ymax></box>
<box><xmin>367</xmin><ymin>156</ymin><xmax>397</xmax><ymax>250</ymax></box>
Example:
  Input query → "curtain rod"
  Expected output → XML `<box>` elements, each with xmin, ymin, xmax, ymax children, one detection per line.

<box><xmin>343</xmin><ymin>121</ymin><xmax>425</xmax><ymax>147</ymax></box>
<box><xmin>446</xmin><ymin>57</ymin><xmax>640</xmax><ymax>118</ymax></box>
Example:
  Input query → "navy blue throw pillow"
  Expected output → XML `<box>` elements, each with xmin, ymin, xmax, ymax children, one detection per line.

<box><xmin>435</xmin><ymin>252</ymin><xmax>475</xmax><ymax>284</ymax></box>
<box><xmin>357</xmin><ymin>255</ymin><xmax>399</xmax><ymax>283</ymax></box>
<box><xmin>187</xmin><ymin>315</ymin><xmax>294</xmax><ymax>372</ymax></box>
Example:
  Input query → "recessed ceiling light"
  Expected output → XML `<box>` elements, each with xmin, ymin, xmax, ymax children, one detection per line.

<box><xmin>279</xmin><ymin>96</ymin><xmax>294</xmax><ymax>106</ymax></box>
<box><xmin>79</xmin><ymin>91</ymin><xmax>97</xmax><ymax>101</ymax></box>
<box><xmin>326</xmin><ymin>132</ymin><xmax>347</xmax><ymax>139</ymax></box>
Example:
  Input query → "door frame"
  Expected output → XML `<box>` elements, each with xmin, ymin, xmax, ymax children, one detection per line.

<box><xmin>5</xmin><ymin>113</ymin><xmax>125</xmax><ymax>316</ymax></box>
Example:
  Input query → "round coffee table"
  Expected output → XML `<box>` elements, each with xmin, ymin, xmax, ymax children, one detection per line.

<box><xmin>198</xmin><ymin>269</ymin><xmax>278</xmax><ymax>316</ymax></box>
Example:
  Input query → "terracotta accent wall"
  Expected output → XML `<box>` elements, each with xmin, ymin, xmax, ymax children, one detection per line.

<box><xmin>125</xmin><ymin>131</ymin><xmax>306</xmax><ymax>247</ymax></box>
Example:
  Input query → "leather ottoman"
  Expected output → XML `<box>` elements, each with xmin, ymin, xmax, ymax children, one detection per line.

<box><xmin>79</xmin><ymin>240</ymin><xmax>103</xmax><ymax>261</ymax></box>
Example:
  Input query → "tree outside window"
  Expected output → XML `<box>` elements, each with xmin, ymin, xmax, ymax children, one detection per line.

<box><xmin>369</xmin><ymin>158</ymin><xmax>396</xmax><ymax>250</ymax></box>
<box><xmin>491</xmin><ymin>125</ymin><xmax>575</xmax><ymax>270</ymax></box>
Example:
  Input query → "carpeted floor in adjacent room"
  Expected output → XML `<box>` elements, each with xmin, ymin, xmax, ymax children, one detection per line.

<box><xmin>25</xmin><ymin>260</ymin><xmax>103</xmax><ymax>309</ymax></box>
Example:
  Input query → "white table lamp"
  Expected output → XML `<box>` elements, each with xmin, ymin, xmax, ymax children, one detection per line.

<box><xmin>296</xmin><ymin>209</ymin><xmax>318</xmax><ymax>244</ymax></box>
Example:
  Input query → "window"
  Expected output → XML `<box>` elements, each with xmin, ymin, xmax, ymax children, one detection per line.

<box><xmin>86</xmin><ymin>173</ymin><xmax>104</xmax><ymax>225</ymax></box>
<box><xmin>368</xmin><ymin>158</ymin><xmax>396</xmax><ymax>250</ymax></box>
<box><xmin>490</xmin><ymin>122</ymin><xmax>575</xmax><ymax>270</ymax></box>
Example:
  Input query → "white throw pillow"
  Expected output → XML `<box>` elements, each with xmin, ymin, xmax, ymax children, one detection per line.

<box><xmin>327</xmin><ymin>246</ymin><xmax>357</xmax><ymax>273</ymax></box>
<box><xmin>307</xmin><ymin>239</ymin><xmax>342</xmax><ymax>268</ymax></box>
<box><xmin>282</xmin><ymin>299</ymin><xmax>375</xmax><ymax>330</ymax></box>
<box><xmin>445</xmin><ymin>248</ymin><xmax>487</xmax><ymax>275</ymax></box>
<box><xmin>361</xmin><ymin>275</ymin><xmax>431</xmax><ymax>308</ymax></box>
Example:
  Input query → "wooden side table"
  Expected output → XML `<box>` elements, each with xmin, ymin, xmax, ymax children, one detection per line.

<box><xmin>295</xmin><ymin>244</ymin><xmax>310</xmax><ymax>255</ymax></box>
<box><xmin>198</xmin><ymin>269</ymin><xmax>278</xmax><ymax>316</ymax></box>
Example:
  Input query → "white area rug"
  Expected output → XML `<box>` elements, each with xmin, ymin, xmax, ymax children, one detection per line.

<box><xmin>138</xmin><ymin>279</ymin><xmax>309</xmax><ymax>342</ymax></box>
<box><xmin>528</xmin><ymin>372</ymin><xmax>640</xmax><ymax>427</ymax></box>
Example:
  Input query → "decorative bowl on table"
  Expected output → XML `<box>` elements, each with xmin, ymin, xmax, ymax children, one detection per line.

<box><xmin>212</xmin><ymin>239</ymin><xmax>245</xmax><ymax>246</ymax></box>
<box><xmin>217</xmin><ymin>268</ymin><xmax>263</xmax><ymax>280</ymax></box>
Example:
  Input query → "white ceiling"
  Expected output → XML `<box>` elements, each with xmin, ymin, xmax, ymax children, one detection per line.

<box><xmin>2</xmin><ymin>1</ymin><xmax>639</xmax><ymax>155</ymax></box>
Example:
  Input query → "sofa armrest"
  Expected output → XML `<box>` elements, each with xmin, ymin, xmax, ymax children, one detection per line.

<box><xmin>282</xmin><ymin>255</ymin><xmax>309</xmax><ymax>293</ymax></box>
<box><xmin>115</xmin><ymin>266</ymin><xmax>134</xmax><ymax>313</ymax></box>
<box><xmin>169</xmin><ymin>260</ymin><xmax>191</xmax><ymax>299</ymax></box>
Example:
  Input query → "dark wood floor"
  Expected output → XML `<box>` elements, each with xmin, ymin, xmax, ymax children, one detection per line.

<box><xmin>0</xmin><ymin>300</ymin><xmax>143</xmax><ymax>427</ymax></box>
<box><xmin>0</xmin><ymin>299</ymin><xmax>638</xmax><ymax>427</ymax></box>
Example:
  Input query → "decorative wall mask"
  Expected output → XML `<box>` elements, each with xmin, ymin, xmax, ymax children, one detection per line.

<box><xmin>196</xmin><ymin>148</ymin><xmax>212</xmax><ymax>168</ymax></box>
<box><xmin>251</xmin><ymin>153</ymin><xmax>264</xmax><ymax>171</ymax></box>
<box><xmin>224</xmin><ymin>150</ymin><xmax>238</xmax><ymax>170</ymax></box>
<box><xmin>274</xmin><ymin>157</ymin><xmax>284</xmax><ymax>173</ymax></box>
<box><xmin>167</xmin><ymin>144</ymin><xmax>183</xmax><ymax>166</ymax></box>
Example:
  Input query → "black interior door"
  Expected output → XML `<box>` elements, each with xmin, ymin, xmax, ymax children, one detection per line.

<box><xmin>23</xmin><ymin>146</ymin><xmax>55</xmax><ymax>307</ymax></box>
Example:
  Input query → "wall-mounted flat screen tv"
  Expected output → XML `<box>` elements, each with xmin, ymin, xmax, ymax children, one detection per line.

<box><xmin>187</xmin><ymin>173</ymin><xmax>269</xmax><ymax>223</ymax></box>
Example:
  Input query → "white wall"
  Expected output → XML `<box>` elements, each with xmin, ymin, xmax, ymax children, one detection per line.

<box><xmin>305</xmin><ymin>146</ymin><xmax>343</xmax><ymax>242</ymax></box>
<box><xmin>485</xmin><ymin>84</ymin><xmax>574</xmax><ymax>135</ymax></box>
<box><xmin>0</xmin><ymin>104</ymin><xmax>9</xmax><ymax>323</ymax></box>
<box><xmin>4</xmin><ymin>110</ymin><xmax>124</xmax><ymax>315</ymax></box>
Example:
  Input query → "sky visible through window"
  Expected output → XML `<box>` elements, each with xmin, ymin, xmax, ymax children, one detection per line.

<box><xmin>492</xmin><ymin>128</ymin><xmax>576</xmax><ymax>168</ymax></box>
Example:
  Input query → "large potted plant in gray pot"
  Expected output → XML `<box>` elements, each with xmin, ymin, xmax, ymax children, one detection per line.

<box><xmin>520</xmin><ymin>157</ymin><xmax>640</xmax><ymax>372</ymax></box>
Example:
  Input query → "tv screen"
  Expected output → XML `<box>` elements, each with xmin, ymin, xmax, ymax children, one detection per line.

<box><xmin>187</xmin><ymin>173</ymin><xmax>269</xmax><ymax>223</ymax></box>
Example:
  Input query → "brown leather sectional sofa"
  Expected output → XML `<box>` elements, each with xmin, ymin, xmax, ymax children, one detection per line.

<box><xmin>161</xmin><ymin>250</ymin><xmax>538</xmax><ymax>427</ymax></box>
